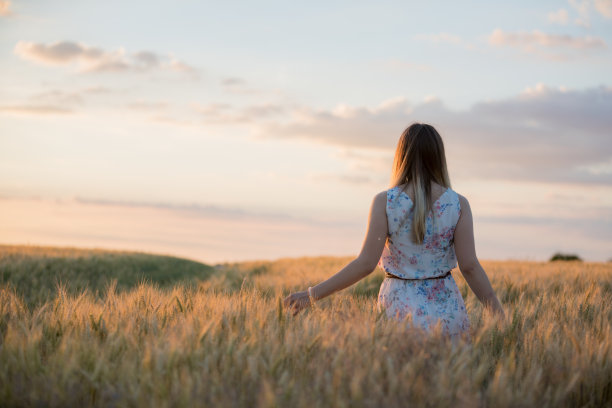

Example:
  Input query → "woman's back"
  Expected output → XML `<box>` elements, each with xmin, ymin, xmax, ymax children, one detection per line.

<box><xmin>376</xmin><ymin>183</ymin><xmax>470</xmax><ymax>338</ymax></box>
<box><xmin>379</xmin><ymin>184</ymin><xmax>461</xmax><ymax>279</ymax></box>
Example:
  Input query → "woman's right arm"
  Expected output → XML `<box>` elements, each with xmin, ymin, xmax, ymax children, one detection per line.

<box><xmin>454</xmin><ymin>194</ymin><xmax>505</xmax><ymax>318</ymax></box>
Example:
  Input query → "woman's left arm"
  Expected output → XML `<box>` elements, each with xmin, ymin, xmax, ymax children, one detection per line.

<box><xmin>284</xmin><ymin>191</ymin><xmax>388</xmax><ymax>315</ymax></box>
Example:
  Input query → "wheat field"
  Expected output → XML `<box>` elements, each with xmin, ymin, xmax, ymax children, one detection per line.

<box><xmin>0</xmin><ymin>245</ymin><xmax>611</xmax><ymax>407</ymax></box>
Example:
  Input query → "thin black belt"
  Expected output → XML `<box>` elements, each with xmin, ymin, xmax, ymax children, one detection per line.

<box><xmin>384</xmin><ymin>270</ymin><xmax>451</xmax><ymax>280</ymax></box>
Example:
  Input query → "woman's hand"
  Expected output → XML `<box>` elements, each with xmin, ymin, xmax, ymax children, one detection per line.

<box><xmin>283</xmin><ymin>290</ymin><xmax>312</xmax><ymax>316</ymax></box>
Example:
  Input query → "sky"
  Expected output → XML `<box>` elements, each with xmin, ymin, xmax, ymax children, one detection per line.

<box><xmin>1</xmin><ymin>0</ymin><xmax>611</xmax><ymax>263</ymax></box>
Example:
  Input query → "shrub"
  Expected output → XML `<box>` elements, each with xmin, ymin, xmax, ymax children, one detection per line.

<box><xmin>550</xmin><ymin>253</ymin><xmax>582</xmax><ymax>262</ymax></box>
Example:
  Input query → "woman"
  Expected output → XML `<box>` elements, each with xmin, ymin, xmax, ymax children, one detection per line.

<box><xmin>283</xmin><ymin>123</ymin><xmax>505</xmax><ymax>338</ymax></box>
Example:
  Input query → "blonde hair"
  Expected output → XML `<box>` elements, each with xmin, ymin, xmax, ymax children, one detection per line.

<box><xmin>390</xmin><ymin>123</ymin><xmax>451</xmax><ymax>244</ymax></box>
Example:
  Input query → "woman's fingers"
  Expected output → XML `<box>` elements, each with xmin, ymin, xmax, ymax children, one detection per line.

<box><xmin>283</xmin><ymin>294</ymin><xmax>295</xmax><ymax>307</ymax></box>
<box><xmin>292</xmin><ymin>302</ymin><xmax>303</xmax><ymax>316</ymax></box>
<box><xmin>283</xmin><ymin>292</ymin><xmax>310</xmax><ymax>316</ymax></box>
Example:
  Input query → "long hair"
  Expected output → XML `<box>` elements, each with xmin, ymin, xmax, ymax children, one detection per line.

<box><xmin>390</xmin><ymin>123</ymin><xmax>451</xmax><ymax>244</ymax></box>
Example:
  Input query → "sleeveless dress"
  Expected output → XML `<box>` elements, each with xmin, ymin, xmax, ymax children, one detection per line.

<box><xmin>376</xmin><ymin>186</ymin><xmax>470</xmax><ymax>338</ymax></box>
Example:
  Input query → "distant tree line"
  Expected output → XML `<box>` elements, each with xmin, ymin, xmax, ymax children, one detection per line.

<box><xmin>549</xmin><ymin>253</ymin><xmax>582</xmax><ymax>262</ymax></box>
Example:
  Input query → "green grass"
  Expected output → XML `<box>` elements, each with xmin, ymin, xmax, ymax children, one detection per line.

<box><xmin>0</xmin><ymin>245</ymin><xmax>215</xmax><ymax>308</ymax></box>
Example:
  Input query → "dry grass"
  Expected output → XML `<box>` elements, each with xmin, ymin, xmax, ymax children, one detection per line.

<box><xmin>0</xmin><ymin>246</ymin><xmax>611</xmax><ymax>407</ymax></box>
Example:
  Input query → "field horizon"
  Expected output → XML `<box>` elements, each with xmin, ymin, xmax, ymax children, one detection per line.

<box><xmin>1</xmin><ymin>242</ymin><xmax>601</xmax><ymax>266</ymax></box>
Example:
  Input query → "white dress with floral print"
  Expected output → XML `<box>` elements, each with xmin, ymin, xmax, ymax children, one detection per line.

<box><xmin>377</xmin><ymin>186</ymin><xmax>470</xmax><ymax>338</ymax></box>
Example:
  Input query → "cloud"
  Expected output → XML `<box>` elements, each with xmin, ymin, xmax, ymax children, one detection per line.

<box><xmin>559</xmin><ymin>0</ymin><xmax>612</xmax><ymax>26</ymax></box>
<box><xmin>2</xmin><ymin>86</ymin><xmax>119</xmax><ymax>116</ymax></box>
<box><xmin>383</xmin><ymin>59</ymin><xmax>433</xmax><ymax>72</ymax></box>
<box><xmin>126</xmin><ymin>101</ymin><xmax>168</xmax><ymax>111</ymax></box>
<box><xmin>81</xmin><ymin>86</ymin><xmax>113</xmax><ymax>94</ymax></box>
<box><xmin>569</xmin><ymin>0</ymin><xmax>592</xmax><ymax>26</ymax></box>
<box><xmin>169</xmin><ymin>58</ymin><xmax>197</xmax><ymax>74</ymax></box>
<box><xmin>0</xmin><ymin>105</ymin><xmax>73</xmax><ymax>115</ymax></box>
<box><xmin>14</xmin><ymin>41</ymin><xmax>198</xmax><ymax>76</ymax></box>
<box><xmin>333</xmin><ymin>148</ymin><xmax>393</xmax><ymax>174</ymax></box>
<box><xmin>132</xmin><ymin>51</ymin><xmax>159</xmax><ymax>68</ymax></box>
<box><xmin>193</xmin><ymin>102</ymin><xmax>285</xmax><ymax>124</ymax></box>
<box><xmin>308</xmin><ymin>172</ymin><xmax>381</xmax><ymax>186</ymax></box>
<box><xmin>256</xmin><ymin>85</ymin><xmax>612</xmax><ymax>186</ymax></box>
<box><xmin>413</xmin><ymin>32</ymin><xmax>475</xmax><ymax>50</ymax></box>
<box><xmin>0</xmin><ymin>1</ymin><xmax>11</xmax><ymax>16</ymax></box>
<box><xmin>15</xmin><ymin>41</ymin><xmax>120</xmax><ymax>69</ymax></box>
<box><xmin>74</xmin><ymin>196</ymin><xmax>299</xmax><ymax>222</ymax></box>
<box><xmin>488</xmin><ymin>28</ymin><xmax>605</xmax><ymax>50</ymax></box>
<box><xmin>219</xmin><ymin>77</ymin><xmax>285</xmax><ymax>97</ymax></box>
<box><xmin>576</xmin><ymin>157</ymin><xmax>612</xmax><ymax>175</ymax></box>
<box><xmin>548</xmin><ymin>0</ymin><xmax>612</xmax><ymax>27</ymax></box>
<box><xmin>149</xmin><ymin>115</ymin><xmax>196</xmax><ymax>127</ymax></box>
<box><xmin>595</xmin><ymin>0</ymin><xmax>612</xmax><ymax>17</ymax></box>
<box><xmin>30</xmin><ymin>89</ymin><xmax>84</xmax><ymax>105</ymax></box>
<box><xmin>258</xmin><ymin>97</ymin><xmax>411</xmax><ymax>150</ymax></box>
<box><xmin>414</xmin><ymin>32</ymin><xmax>462</xmax><ymax>45</ymax></box>
<box><xmin>220</xmin><ymin>77</ymin><xmax>262</xmax><ymax>94</ymax></box>
<box><xmin>488</xmin><ymin>28</ymin><xmax>606</xmax><ymax>60</ymax></box>
<box><xmin>222</xmin><ymin>77</ymin><xmax>245</xmax><ymax>87</ymax></box>
<box><xmin>548</xmin><ymin>8</ymin><xmax>570</xmax><ymax>24</ymax></box>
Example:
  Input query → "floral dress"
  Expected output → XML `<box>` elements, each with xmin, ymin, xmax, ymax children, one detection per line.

<box><xmin>377</xmin><ymin>186</ymin><xmax>470</xmax><ymax>338</ymax></box>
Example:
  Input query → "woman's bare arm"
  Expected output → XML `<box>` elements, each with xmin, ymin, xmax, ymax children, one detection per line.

<box><xmin>283</xmin><ymin>191</ymin><xmax>388</xmax><ymax>314</ymax></box>
<box><xmin>454</xmin><ymin>194</ymin><xmax>505</xmax><ymax>318</ymax></box>
<box><xmin>310</xmin><ymin>191</ymin><xmax>388</xmax><ymax>300</ymax></box>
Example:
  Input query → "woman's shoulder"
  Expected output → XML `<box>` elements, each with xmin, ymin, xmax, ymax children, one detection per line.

<box><xmin>373</xmin><ymin>190</ymin><xmax>388</xmax><ymax>203</ymax></box>
<box><xmin>451</xmin><ymin>189</ymin><xmax>469</xmax><ymax>205</ymax></box>
<box><xmin>373</xmin><ymin>188</ymin><xmax>394</xmax><ymax>206</ymax></box>
<box><xmin>371</xmin><ymin>186</ymin><xmax>405</xmax><ymax>211</ymax></box>
<box><xmin>368</xmin><ymin>190</ymin><xmax>390</xmax><ymax>220</ymax></box>
<box><xmin>379</xmin><ymin>185</ymin><xmax>400</xmax><ymax>201</ymax></box>
<box><xmin>372</xmin><ymin>189</ymin><xmax>390</xmax><ymax>204</ymax></box>
<box><xmin>449</xmin><ymin>190</ymin><xmax>472</xmax><ymax>217</ymax></box>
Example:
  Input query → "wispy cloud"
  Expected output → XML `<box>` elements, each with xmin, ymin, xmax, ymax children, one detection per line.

<box><xmin>81</xmin><ymin>86</ymin><xmax>113</xmax><ymax>94</ymax></box>
<box><xmin>414</xmin><ymin>32</ymin><xmax>462</xmax><ymax>45</ymax></box>
<box><xmin>125</xmin><ymin>101</ymin><xmax>168</xmax><ymax>111</ymax></box>
<box><xmin>413</xmin><ymin>32</ymin><xmax>475</xmax><ymax>50</ymax></box>
<box><xmin>560</xmin><ymin>0</ymin><xmax>612</xmax><ymax>26</ymax></box>
<box><xmin>383</xmin><ymin>59</ymin><xmax>433</xmax><ymax>72</ymax></box>
<box><xmin>488</xmin><ymin>28</ymin><xmax>606</xmax><ymax>60</ymax></box>
<box><xmin>308</xmin><ymin>172</ymin><xmax>382</xmax><ymax>186</ymax></box>
<box><xmin>489</xmin><ymin>28</ymin><xmax>606</xmax><ymax>50</ymax></box>
<box><xmin>222</xmin><ymin>77</ymin><xmax>246</xmax><ymax>88</ymax></box>
<box><xmin>74</xmin><ymin>196</ymin><xmax>298</xmax><ymax>222</ymax></box>
<box><xmin>0</xmin><ymin>105</ymin><xmax>73</xmax><ymax>115</ymax></box>
<box><xmin>569</xmin><ymin>0</ymin><xmax>592</xmax><ymax>26</ymax></box>
<box><xmin>0</xmin><ymin>1</ymin><xmax>11</xmax><ymax>17</ymax></box>
<box><xmin>548</xmin><ymin>8</ymin><xmax>570</xmax><ymax>24</ymax></box>
<box><xmin>1</xmin><ymin>86</ymin><xmax>119</xmax><ymax>116</ymax></box>
<box><xmin>14</xmin><ymin>41</ymin><xmax>198</xmax><ymax>77</ymax></box>
<box><xmin>220</xmin><ymin>77</ymin><xmax>263</xmax><ymax>95</ymax></box>
<box><xmin>595</xmin><ymin>0</ymin><xmax>612</xmax><ymax>18</ymax></box>
<box><xmin>577</xmin><ymin>157</ymin><xmax>612</xmax><ymax>175</ymax></box>
<box><xmin>193</xmin><ymin>102</ymin><xmax>286</xmax><ymax>124</ymax></box>
<box><xmin>30</xmin><ymin>89</ymin><xmax>84</xmax><ymax>105</ymax></box>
